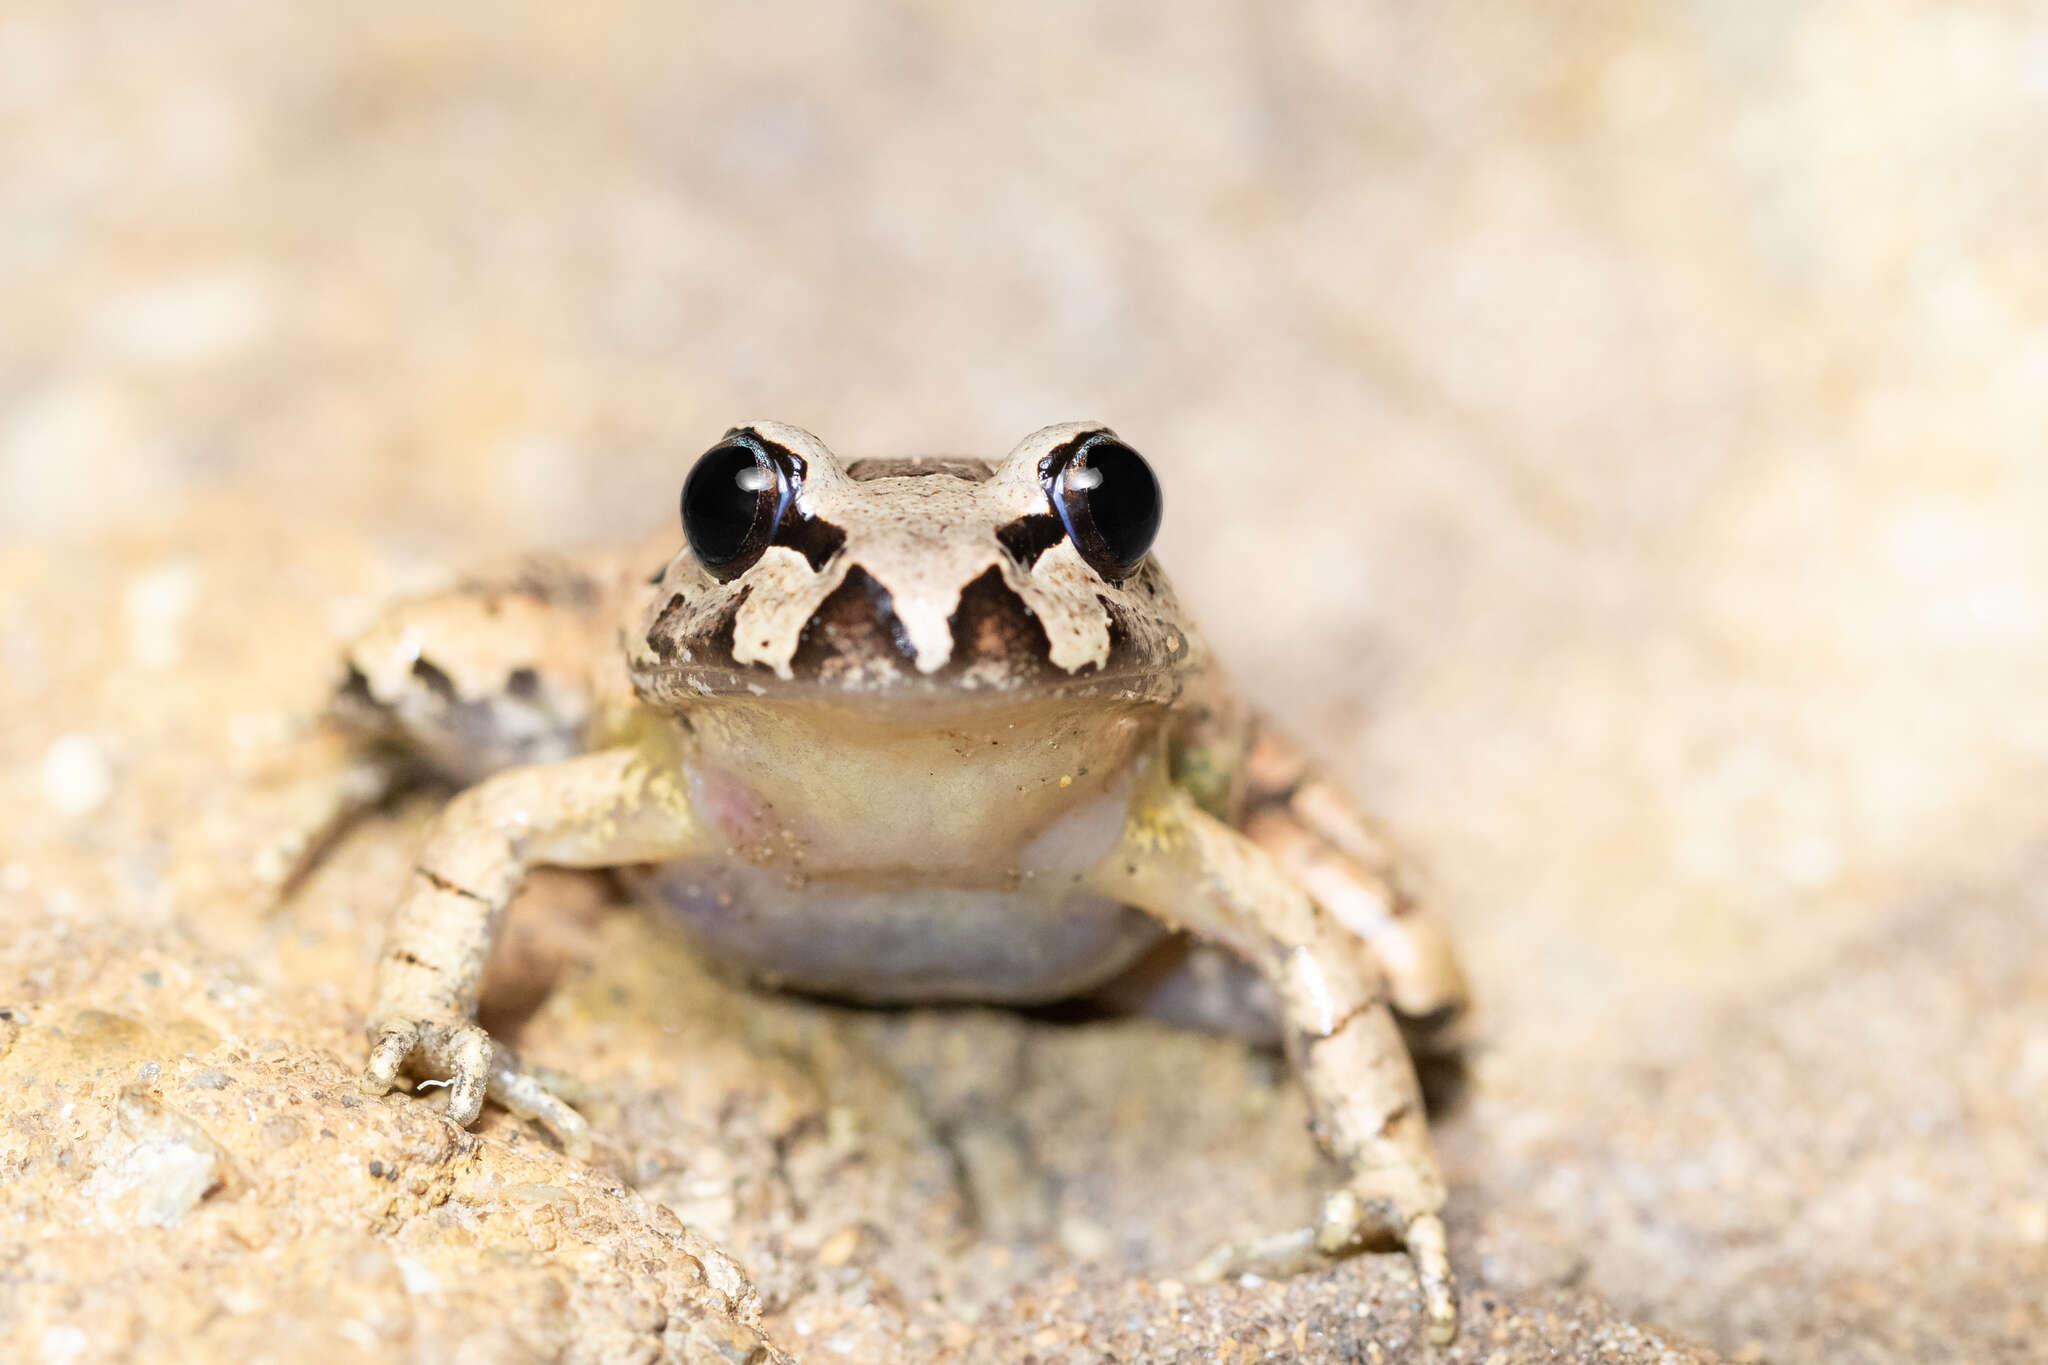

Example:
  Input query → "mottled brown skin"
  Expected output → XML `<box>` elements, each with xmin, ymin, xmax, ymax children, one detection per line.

<box><xmin>328</xmin><ymin>422</ymin><xmax>1472</xmax><ymax>1342</ymax></box>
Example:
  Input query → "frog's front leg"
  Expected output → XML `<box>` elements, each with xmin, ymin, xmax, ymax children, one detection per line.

<box><xmin>1237</xmin><ymin>722</ymin><xmax>1470</xmax><ymax>1055</ymax></box>
<box><xmin>1086</xmin><ymin>782</ymin><xmax>1457</xmax><ymax>1344</ymax></box>
<box><xmin>361</xmin><ymin>744</ymin><xmax>706</xmax><ymax>1154</ymax></box>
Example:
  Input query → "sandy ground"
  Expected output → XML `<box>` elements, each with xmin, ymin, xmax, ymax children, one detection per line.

<box><xmin>3</xmin><ymin>3</ymin><xmax>2045</xmax><ymax>1362</ymax></box>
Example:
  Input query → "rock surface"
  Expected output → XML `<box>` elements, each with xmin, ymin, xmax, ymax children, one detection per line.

<box><xmin>4</xmin><ymin>2</ymin><xmax>2045</xmax><ymax>1362</ymax></box>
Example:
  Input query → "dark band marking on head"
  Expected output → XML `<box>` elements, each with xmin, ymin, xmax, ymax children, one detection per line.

<box><xmin>995</xmin><ymin>513</ymin><xmax>1066</xmax><ymax>569</ymax></box>
<box><xmin>647</xmin><ymin>593</ymin><xmax>689</xmax><ymax>662</ymax></box>
<box><xmin>410</xmin><ymin>657</ymin><xmax>459</xmax><ymax>702</ymax></box>
<box><xmin>775</xmin><ymin>515</ymin><xmax>847</xmax><ymax>571</ymax></box>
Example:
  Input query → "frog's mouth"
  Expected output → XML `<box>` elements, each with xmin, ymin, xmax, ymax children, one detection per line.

<box><xmin>633</xmin><ymin>566</ymin><xmax>1185</xmax><ymax>709</ymax></box>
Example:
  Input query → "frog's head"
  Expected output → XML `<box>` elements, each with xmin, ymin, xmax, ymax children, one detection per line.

<box><xmin>629</xmin><ymin>422</ymin><xmax>1198</xmax><ymax>708</ymax></box>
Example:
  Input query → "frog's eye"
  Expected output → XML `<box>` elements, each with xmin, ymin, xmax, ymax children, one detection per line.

<box><xmin>681</xmin><ymin>432</ymin><xmax>800</xmax><ymax>580</ymax></box>
<box><xmin>1043</xmin><ymin>432</ymin><xmax>1162</xmax><ymax>582</ymax></box>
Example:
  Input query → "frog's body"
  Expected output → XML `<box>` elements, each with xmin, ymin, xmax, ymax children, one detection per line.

<box><xmin>632</xmin><ymin>693</ymin><xmax>1170</xmax><ymax>1004</ymax></box>
<box><xmin>327</xmin><ymin>424</ymin><xmax>1471</xmax><ymax>1343</ymax></box>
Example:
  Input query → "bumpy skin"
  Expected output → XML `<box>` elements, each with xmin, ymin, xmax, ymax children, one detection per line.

<box><xmin>337</xmin><ymin>423</ymin><xmax>1472</xmax><ymax>1343</ymax></box>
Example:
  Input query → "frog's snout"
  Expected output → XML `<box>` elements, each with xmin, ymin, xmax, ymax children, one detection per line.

<box><xmin>785</xmin><ymin>563</ymin><xmax>1054</xmax><ymax>685</ymax></box>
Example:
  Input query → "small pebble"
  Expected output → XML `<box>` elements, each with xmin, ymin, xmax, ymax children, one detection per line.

<box><xmin>41</xmin><ymin>734</ymin><xmax>112</xmax><ymax>816</ymax></box>
<box><xmin>123</xmin><ymin>559</ymin><xmax>201</xmax><ymax>669</ymax></box>
<box><xmin>816</xmin><ymin>1224</ymin><xmax>864</xmax><ymax>1268</ymax></box>
<box><xmin>39</xmin><ymin>1324</ymin><xmax>90</xmax><ymax>1365</ymax></box>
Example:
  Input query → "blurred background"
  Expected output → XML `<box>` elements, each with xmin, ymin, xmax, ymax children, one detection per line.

<box><xmin>4</xmin><ymin>2</ymin><xmax>2045</xmax><ymax>1362</ymax></box>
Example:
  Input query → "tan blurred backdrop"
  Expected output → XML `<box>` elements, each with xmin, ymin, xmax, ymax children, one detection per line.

<box><xmin>3</xmin><ymin>3</ymin><xmax>2045</xmax><ymax>1362</ymax></box>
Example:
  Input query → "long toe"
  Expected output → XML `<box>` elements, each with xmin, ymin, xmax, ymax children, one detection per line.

<box><xmin>1406</xmin><ymin>1212</ymin><xmax>1457</xmax><ymax>1345</ymax></box>
<box><xmin>488</xmin><ymin>1059</ymin><xmax>593</xmax><ymax>1160</ymax></box>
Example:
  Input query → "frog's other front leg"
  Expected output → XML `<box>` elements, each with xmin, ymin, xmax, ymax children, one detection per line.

<box><xmin>362</xmin><ymin>744</ymin><xmax>705</xmax><ymax>1154</ymax></box>
<box><xmin>1087</xmin><ymin>782</ymin><xmax>1458</xmax><ymax>1344</ymax></box>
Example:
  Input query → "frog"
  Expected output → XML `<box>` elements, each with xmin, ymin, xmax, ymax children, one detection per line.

<box><xmin>329</xmin><ymin>422</ymin><xmax>1473</xmax><ymax>1344</ymax></box>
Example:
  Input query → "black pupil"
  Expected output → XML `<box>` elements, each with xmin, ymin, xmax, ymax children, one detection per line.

<box><xmin>682</xmin><ymin>445</ymin><xmax>771</xmax><ymax>567</ymax></box>
<box><xmin>1078</xmin><ymin>442</ymin><xmax>1161</xmax><ymax>569</ymax></box>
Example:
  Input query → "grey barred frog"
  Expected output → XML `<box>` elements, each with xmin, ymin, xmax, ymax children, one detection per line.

<box><xmin>333</xmin><ymin>423</ymin><xmax>1472</xmax><ymax>1342</ymax></box>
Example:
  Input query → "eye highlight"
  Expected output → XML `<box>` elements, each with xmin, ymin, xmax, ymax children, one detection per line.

<box><xmin>1040</xmin><ymin>431</ymin><xmax>1163</xmax><ymax>583</ymax></box>
<box><xmin>680</xmin><ymin>431</ymin><xmax>801</xmax><ymax>580</ymax></box>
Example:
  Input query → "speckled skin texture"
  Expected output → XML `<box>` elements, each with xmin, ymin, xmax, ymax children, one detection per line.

<box><xmin>5</xmin><ymin>2</ymin><xmax>2048</xmax><ymax>1362</ymax></box>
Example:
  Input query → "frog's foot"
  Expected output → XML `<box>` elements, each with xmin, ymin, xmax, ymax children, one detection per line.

<box><xmin>363</xmin><ymin>1018</ymin><xmax>593</xmax><ymax>1158</ymax></box>
<box><xmin>1193</xmin><ymin>1194</ymin><xmax>1456</xmax><ymax>1346</ymax></box>
<box><xmin>362</xmin><ymin>1014</ymin><xmax>494</xmax><ymax>1126</ymax></box>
